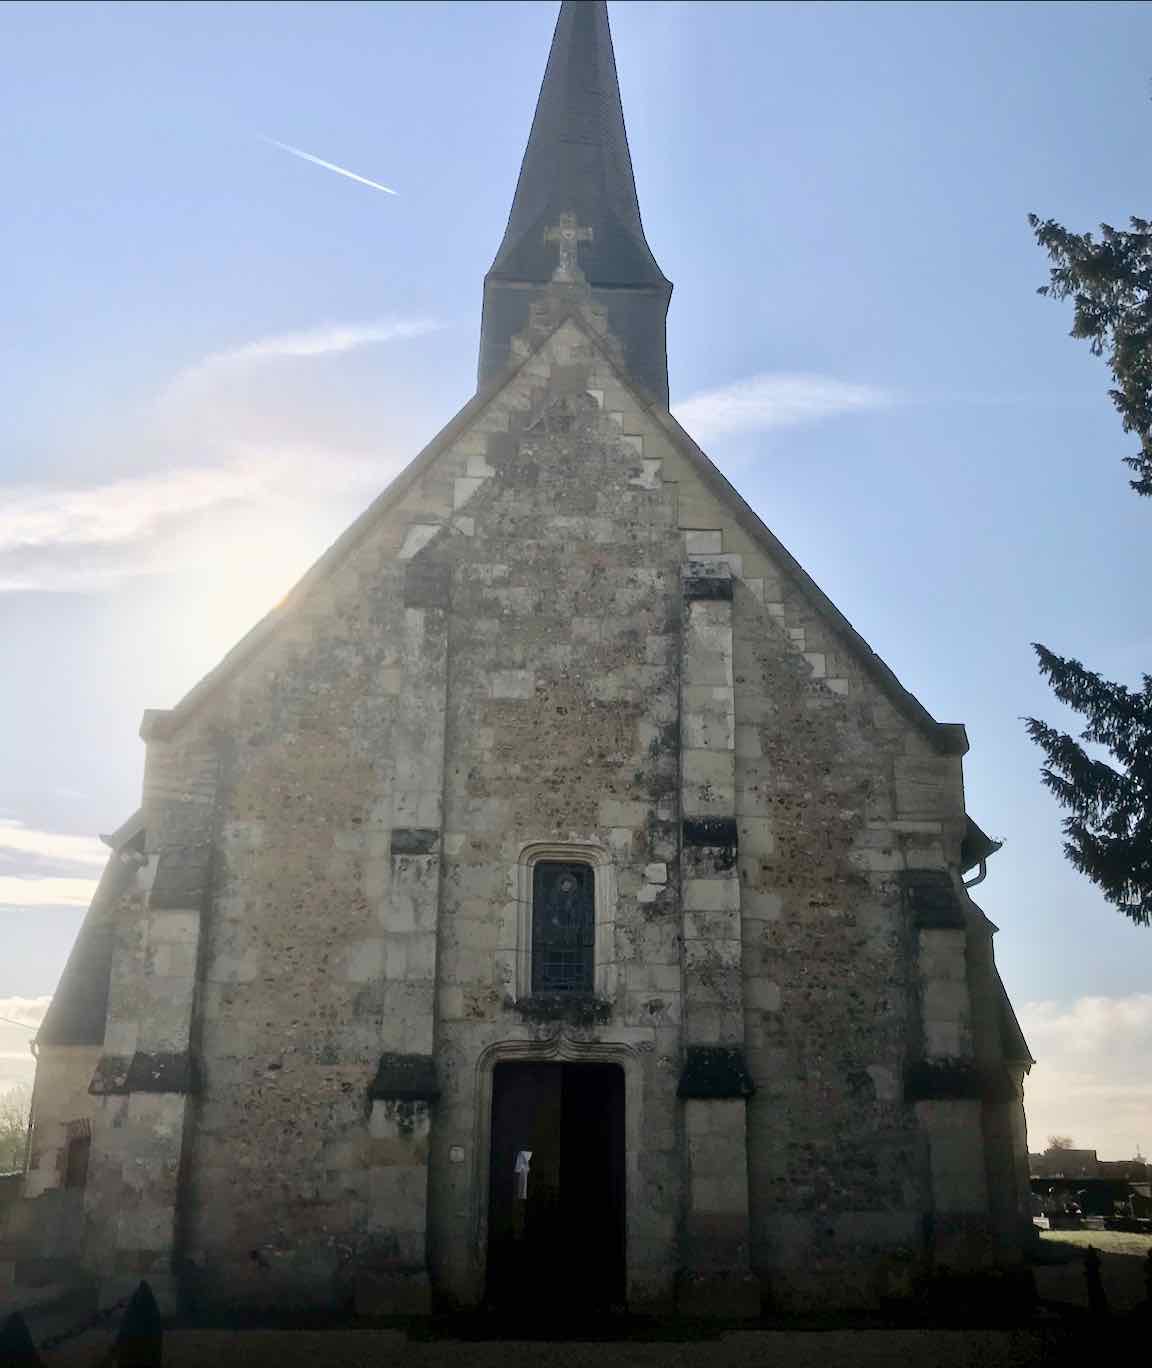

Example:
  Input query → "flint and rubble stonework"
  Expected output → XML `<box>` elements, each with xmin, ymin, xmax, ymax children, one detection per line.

<box><xmin>19</xmin><ymin>311</ymin><xmax>1034</xmax><ymax>1315</ymax></box>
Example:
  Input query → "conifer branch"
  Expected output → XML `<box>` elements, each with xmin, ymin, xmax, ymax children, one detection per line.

<box><xmin>1026</xmin><ymin>202</ymin><xmax>1152</xmax><ymax>925</ymax></box>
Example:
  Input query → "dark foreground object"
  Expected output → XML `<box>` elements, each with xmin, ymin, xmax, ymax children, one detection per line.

<box><xmin>0</xmin><ymin>1309</ymin><xmax>43</xmax><ymax>1366</ymax></box>
<box><xmin>111</xmin><ymin>1279</ymin><xmax>163</xmax><ymax>1367</ymax></box>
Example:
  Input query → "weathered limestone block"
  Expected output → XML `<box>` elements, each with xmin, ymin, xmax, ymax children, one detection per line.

<box><xmin>676</xmin><ymin>561</ymin><xmax>756</xmax><ymax>1314</ymax></box>
<box><xmin>677</xmin><ymin>1097</ymin><xmax>759</xmax><ymax>1318</ymax></box>
<box><xmin>902</xmin><ymin>871</ymin><xmax>993</xmax><ymax>1269</ymax></box>
<box><xmin>965</xmin><ymin>908</ymin><xmax>1034</xmax><ymax>1258</ymax></box>
<box><xmin>680</xmin><ymin>572</ymin><xmax>743</xmax><ymax>1048</ymax></box>
<box><xmin>355</xmin><ymin>1061</ymin><xmax>440</xmax><ymax>1315</ymax></box>
<box><xmin>84</xmin><ymin>726</ymin><xmax>219</xmax><ymax>1308</ymax></box>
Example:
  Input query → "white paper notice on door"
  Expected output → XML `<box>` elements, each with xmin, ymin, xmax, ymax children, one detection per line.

<box><xmin>514</xmin><ymin>1149</ymin><xmax>533</xmax><ymax>1200</ymax></box>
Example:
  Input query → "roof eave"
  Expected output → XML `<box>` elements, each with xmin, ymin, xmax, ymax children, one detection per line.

<box><xmin>961</xmin><ymin>815</ymin><xmax>1004</xmax><ymax>873</ymax></box>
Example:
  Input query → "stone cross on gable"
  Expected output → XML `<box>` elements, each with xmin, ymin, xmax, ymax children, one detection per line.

<box><xmin>544</xmin><ymin>212</ymin><xmax>593</xmax><ymax>283</ymax></box>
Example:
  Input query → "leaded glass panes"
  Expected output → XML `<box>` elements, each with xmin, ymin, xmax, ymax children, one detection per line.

<box><xmin>531</xmin><ymin>861</ymin><xmax>595</xmax><ymax>993</ymax></box>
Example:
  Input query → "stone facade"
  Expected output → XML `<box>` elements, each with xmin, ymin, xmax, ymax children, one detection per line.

<box><xmin>22</xmin><ymin>312</ymin><xmax>1033</xmax><ymax>1314</ymax></box>
<box><xmin>19</xmin><ymin>0</ymin><xmax>1032</xmax><ymax>1320</ymax></box>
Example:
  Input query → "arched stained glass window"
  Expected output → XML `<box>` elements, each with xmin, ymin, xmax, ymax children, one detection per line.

<box><xmin>531</xmin><ymin>860</ymin><xmax>595</xmax><ymax>993</ymax></box>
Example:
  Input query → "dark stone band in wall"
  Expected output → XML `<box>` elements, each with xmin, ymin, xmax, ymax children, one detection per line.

<box><xmin>404</xmin><ymin>559</ymin><xmax>450</xmax><ymax>609</ymax></box>
<box><xmin>904</xmin><ymin>1059</ymin><xmax>1019</xmax><ymax>1103</ymax></box>
<box><xmin>682</xmin><ymin>844</ymin><xmax>736</xmax><ymax>875</ymax></box>
<box><xmin>390</xmin><ymin>828</ymin><xmax>440</xmax><ymax>856</ymax></box>
<box><xmin>682</xmin><ymin>817</ymin><xmax>738</xmax><ymax>850</ymax></box>
<box><xmin>900</xmin><ymin>869</ymin><xmax>967</xmax><ymax>930</ymax></box>
<box><xmin>88</xmin><ymin>1054</ymin><xmax>131</xmax><ymax>1096</ymax></box>
<box><xmin>89</xmin><ymin>1050</ymin><xmax>200</xmax><ymax>1096</ymax></box>
<box><xmin>148</xmin><ymin>845</ymin><xmax>213</xmax><ymax>911</ymax></box>
<box><xmin>369</xmin><ymin>1052</ymin><xmax>441</xmax><ymax>1102</ymax></box>
<box><xmin>682</xmin><ymin>576</ymin><xmax>734</xmax><ymax>602</ymax></box>
<box><xmin>127</xmin><ymin>1050</ymin><xmax>200</xmax><ymax>1094</ymax></box>
<box><xmin>677</xmin><ymin>1045</ymin><xmax>755</xmax><ymax>1099</ymax></box>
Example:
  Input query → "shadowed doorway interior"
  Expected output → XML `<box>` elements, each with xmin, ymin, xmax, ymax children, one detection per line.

<box><xmin>486</xmin><ymin>1061</ymin><xmax>625</xmax><ymax>1312</ymax></box>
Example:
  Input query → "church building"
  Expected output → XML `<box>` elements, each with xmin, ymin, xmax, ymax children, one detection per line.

<box><xmin>18</xmin><ymin>0</ymin><xmax>1033</xmax><ymax>1317</ymax></box>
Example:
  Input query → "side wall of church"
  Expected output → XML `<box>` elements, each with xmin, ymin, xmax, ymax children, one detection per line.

<box><xmin>23</xmin><ymin>1047</ymin><xmax>99</xmax><ymax>1201</ymax></box>
<box><xmin>1</xmin><ymin>1046</ymin><xmax>99</xmax><ymax>1283</ymax></box>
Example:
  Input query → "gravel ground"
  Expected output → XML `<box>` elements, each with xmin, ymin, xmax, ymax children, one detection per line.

<box><xmin>38</xmin><ymin>1327</ymin><xmax>1063</xmax><ymax>1368</ymax></box>
<box><xmin>28</xmin><ymin>1236</ymin><xmax>1150</xmax><ymax>1368</ymax></box>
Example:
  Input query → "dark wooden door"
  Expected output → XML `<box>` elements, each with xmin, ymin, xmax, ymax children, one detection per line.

<box><xmin>486</xmin><ymin>1061</ymin><xmax>625</xmax><ymax>1312</ymax></box>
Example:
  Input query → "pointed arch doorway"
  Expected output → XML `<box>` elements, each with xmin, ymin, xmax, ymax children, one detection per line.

<box><xmin>485</xmin><ymin>1060</ymin><xmax>626</xmax><ymax>1312</ymax></box>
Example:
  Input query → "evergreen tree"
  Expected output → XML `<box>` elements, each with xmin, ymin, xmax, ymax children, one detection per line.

<box><xmin>1028</xmin><ymin>215</ymin><xmax>1152</xmax><ymax>496</ymax></box>
<box><xmin>1025</xmin><ymin>214</ymin><xmax>1152</xmax><ymax>927</ymax></box>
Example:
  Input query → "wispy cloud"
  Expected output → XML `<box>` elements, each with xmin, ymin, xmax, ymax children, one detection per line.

<box><xmin>0</xmin><ymin>820</ymin><xmax>107</xmax><ymax>869</ymax></box>
<box><xmin>0</xmin><ymin>811</ymin><xmax>107</xmax><ymax>913</ymax></box>
<box><xmin>0</xmin><ymin>464</ymin><xmax>266</xmax><ymax>555</ymax></box>
<box><xmin>0</xmin><ymin>444</ymin><xmax>390</xmax><ymax>575</ymax></box>
<box><xmin>0</xmin><ymin>820</ymin><xmax>105</xmax><ymax>912</ymax></box>
<box><xmin>260</xmin><ymin>135</ymin><xmax>398</xmax><ymax>196</ymax></box>
<box><xmin>672</xmin><ymin>372</ymin><xmax>895</xmax><ymax>443</ymax></box>
<box><xmin>0</xmin><ymin>448</ymin><xmax>382</xmax><ymax>592</ymax></box>
<box><xmin>192</xmin><ymin>318</ymin><xmax>440</xmax><ymax>372</ymax></box>
<box><xmin>0</xmin><ymin>996</ymin><xmax>50</xmax><ymax>1031</ymax></box>
<box><xmin>0</xmin><ymin>316</ymin><xmax>441</xmax><ymax>593</ymax></box>
<box><xmin>0</xmin><ymin>876</ymin><xmax>99</xmax><ymax>909</ymax></box>
<box><xmin>0</xmin><ymin>996</ymin><xmax>50</xmax><ymax>1094</ymax></box>
<box><xmin>1017</xmin><ymin>993</ymin><xmax>1152</xmax><ymax>1159</ymax></box>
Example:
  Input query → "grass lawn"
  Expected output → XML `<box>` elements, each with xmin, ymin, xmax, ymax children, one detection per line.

<box><xmin>1040</xmin><ymin>1229</ymin><xmax>1152</xmax><ymax>1259</ymax></box>
<box><xmin>1033</xmin><ymin>1229</ymin><xmax>1151</xmax><ymax>1313</ymax></box>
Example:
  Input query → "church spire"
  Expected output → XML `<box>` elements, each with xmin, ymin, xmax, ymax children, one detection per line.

<box><xmin>479</xmin><ymin>0</ymin><xmax>673</xmax><ymax>404</ymax></box>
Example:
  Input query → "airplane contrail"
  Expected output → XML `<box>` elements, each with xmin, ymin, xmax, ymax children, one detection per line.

<box><xmin>259</xmin><ymin>135</ymin><xmax>398</xmax><ymax>196</ymax></box>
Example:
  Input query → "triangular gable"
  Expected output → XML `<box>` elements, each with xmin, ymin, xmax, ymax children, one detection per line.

<box><xmin>144</xmin><ymin>310</ymin><xmax>966</xmax><ymax>757</ymax></box>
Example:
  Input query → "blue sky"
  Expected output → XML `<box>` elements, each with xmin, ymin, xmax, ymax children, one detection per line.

<box><xmin>2</xmin><ymin>0</ymin><xmax>1150</xmax><ymax>1154</ymax></box>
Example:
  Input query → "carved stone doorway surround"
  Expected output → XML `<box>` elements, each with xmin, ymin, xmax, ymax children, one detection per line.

<box><xmin>471</xmin><ymin>1035</ymin><xmax>644</xmax><ymax>1304</ymax></box>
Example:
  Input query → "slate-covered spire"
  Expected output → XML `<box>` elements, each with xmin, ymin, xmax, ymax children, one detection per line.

<box><xmin>479</xmin><ymin>0</ymin><xmax>673</xmax><ymax>404</ymax></box>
